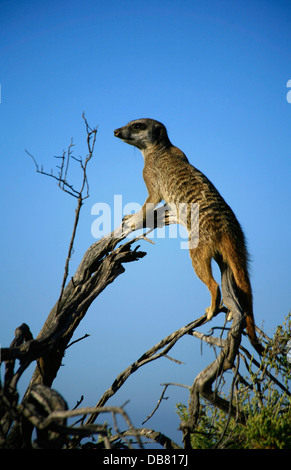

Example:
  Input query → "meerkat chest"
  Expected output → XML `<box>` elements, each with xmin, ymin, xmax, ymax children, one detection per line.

<box><xmin>144</xmin><ymin>152</ymin><xmax>206</xmax><ymax>206</ymax></box>
<box><xmin>160</xmin><ymin>161</ymin><xmax>198</xmax><ymax>204</ymax></box>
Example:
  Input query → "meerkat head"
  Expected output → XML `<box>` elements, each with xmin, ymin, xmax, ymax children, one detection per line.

<box><xmin>114</xmin><ymin>118</ymin><xmax>171</xmax><ymax>151</ymax></box>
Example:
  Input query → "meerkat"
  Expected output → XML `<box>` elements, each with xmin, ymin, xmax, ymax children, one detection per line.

<box><xmin>114</xmin><ymin>118</ymin><xmax>264</xmax><ymax>354</ymax></box>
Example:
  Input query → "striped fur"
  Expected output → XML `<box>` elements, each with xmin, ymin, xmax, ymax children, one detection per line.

<box><xmin>114</xmin><ymin>118</ymin><xmax>263</xmax><ymax>354</ymax></box>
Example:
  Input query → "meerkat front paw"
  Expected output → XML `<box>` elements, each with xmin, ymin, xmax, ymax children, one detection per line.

<box><xmin>161</xmin><ymin>209</ymin><xmax>171</xmax><ymax>227</ymax></box>
<box><xmin>122</xmin><ymin>214</ymin><xmax>136</xmax><ymax>230</ymax></box>
<box><xmin>122</xmin><ymin>214</ymin><xmax>133</xmax><ymax>222</ymax></box>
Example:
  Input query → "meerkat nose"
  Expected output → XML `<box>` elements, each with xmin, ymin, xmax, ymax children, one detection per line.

<box><xmin>114</xmin><ymin>128</ymin><xmax>120</xmax><ymax>136</ymax></box>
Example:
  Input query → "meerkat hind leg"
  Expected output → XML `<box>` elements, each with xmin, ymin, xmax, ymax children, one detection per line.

<box><xmin>189</xmin><ymin>248</ymin><xmax>221</xmax><ymax>321</ymax></box>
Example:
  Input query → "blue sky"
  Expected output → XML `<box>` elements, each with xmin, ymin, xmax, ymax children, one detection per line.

<box><xmin>1</xmin><ymin>0</ymin><xmax>291</xmax><ymax>446</ymax></box>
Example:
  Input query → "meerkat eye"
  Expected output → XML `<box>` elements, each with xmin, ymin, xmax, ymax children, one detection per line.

<box><xmin>133</xmin><ymin>123</ymin><xmax>146</xmax><ymax>130</ymax></box>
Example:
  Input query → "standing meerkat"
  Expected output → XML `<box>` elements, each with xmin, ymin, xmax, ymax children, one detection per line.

<box><xmin>114</xmin><ymin>118</ymin><xmax>263</xmax><ymax>354</ymax></box>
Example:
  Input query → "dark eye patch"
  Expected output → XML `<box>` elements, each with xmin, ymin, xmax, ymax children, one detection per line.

<box><xmin>133</xmin><ymin>123</ymin><xmax>147</xmax><ymax>130</ymax></box>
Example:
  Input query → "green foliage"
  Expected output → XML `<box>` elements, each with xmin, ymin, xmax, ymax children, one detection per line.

<box><xmin>177</xmin><ymin>401</ymin><xmax>245</xmax><ymax>448</ymax></box>
<box><xmin>177</xmin><ymin>313</ymin><xmax>291</xmax><ymax>449</ymax></box>
<box><xmin>244</xmin><ymin>391</ymin><xmax>291</xmax><ymax>449</ymax></box>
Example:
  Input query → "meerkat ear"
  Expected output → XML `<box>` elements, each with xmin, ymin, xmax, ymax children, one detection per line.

<box><xmin>150</xmin><ymin>122</ymin><xmax>164</xmax><ymax>143</ymax></box>
<box><xmin>151</xmin><ymin>122</ymin><xmax>170</xmax><ymax>146</ymax></box>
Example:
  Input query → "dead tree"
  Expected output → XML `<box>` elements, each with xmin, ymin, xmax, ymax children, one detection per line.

<box><xmin>0</xmin><ymin>117</ymin><xmax>273</xmax><ymax>449</ymax></box>
<box><xmin>0</xmin><ymin>116</ymin><xmax>179</xmax><ymax>448</ymax></box>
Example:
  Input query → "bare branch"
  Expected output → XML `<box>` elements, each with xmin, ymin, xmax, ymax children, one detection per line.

<box><xmin>66</xmin><ymin>334</ymin><xmax>90</xmax><ymax>349</ymax></box>
<box><xmin>109</xmin><ymin>428</ymin><xmax>182</xmax><ymax>450</ymax></box>
<box><xmin>143</xmin><ymin>382</ymin><xmax>190</xmax><ymax>425</ymax></box>
<box><xmin>85</xmin><ymin>314</ymin><xmax>208</xmax><ymax>426</ymax></box>
<box><xmin>20</xmin><ymin>388</ymin><xmax>143</xmax><ymax>449</ymax></box>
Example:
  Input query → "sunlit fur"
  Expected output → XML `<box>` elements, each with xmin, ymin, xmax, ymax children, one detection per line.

<box><xmin>114</xmin><ymin>118</ymin><xmax>263</xmax><ymax>354</ymax></box>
